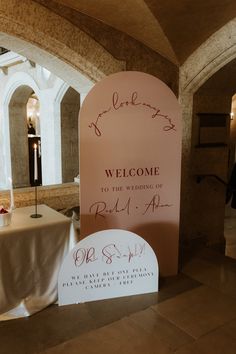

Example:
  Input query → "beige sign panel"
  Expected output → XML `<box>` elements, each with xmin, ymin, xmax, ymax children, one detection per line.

<box><xmin>80</xmin><ymin>71</ymin><xmax>181</xmax><ymax>276</ymax></box>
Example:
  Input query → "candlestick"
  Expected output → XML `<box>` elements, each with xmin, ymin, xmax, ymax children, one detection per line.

<box><xmin>31</xmin><ymin>143</ymin><xmax>42</xmax><ymax>218</ymax></box>
<box><xmin>34</xmin><ymin>143</ymin><xmax>38</xmax><ymax>181</ymax></box>
<box><xmin>8</xmin><ymin>177</ymin><xmax>15</xmax><ymax>210</ymax></box>
<box><xmin>30</xmin><ymin>185</ymin><xmax>42</xmax><ymax>218</ymax></box>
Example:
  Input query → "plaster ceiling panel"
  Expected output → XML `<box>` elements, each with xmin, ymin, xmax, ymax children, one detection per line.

<box><xmin>33</xmin><ymin>0</ymin><xmax>236</xmax><ymax>65</ymax></box>
<box><xmin>51</xmin><ymin>0</ymin><xmax>178</xmax><ymax>64</ymax></box>
<box><xmin>144</xmin><ymin>0</ymin><xmax>236</xmax><ymax>63</ymax></box>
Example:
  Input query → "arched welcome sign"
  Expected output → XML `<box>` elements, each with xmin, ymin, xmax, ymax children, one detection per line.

<box><xmin>80</xmin><ymin>71</ymin><xmax>182</xmax><ymax>276</ymax></box>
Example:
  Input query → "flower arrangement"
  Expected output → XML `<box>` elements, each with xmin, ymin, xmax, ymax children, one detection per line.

<box><xmin>0</xmin><ymin>206</ymin><xmax>8</xmax><ymax>214</ymax></box>
<box><xmin>0</xmin><ymin>206</ymin><xmax>12</xmax><ymax>226</ymax></box>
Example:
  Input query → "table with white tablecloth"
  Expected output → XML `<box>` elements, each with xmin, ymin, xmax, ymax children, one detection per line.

<box><xmin>0</xmin><ymin>204</ymin><xmax>76</xmax><ymax>320</ymax></box>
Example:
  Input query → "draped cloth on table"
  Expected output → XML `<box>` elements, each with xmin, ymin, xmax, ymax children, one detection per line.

<box><xmin>0</xmin><ymin>205</ymin><xmax>76</xmax><ymax>321</ymax></box>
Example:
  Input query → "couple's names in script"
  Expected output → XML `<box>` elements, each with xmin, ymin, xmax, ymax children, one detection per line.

<box><xmin>88</xmin><ymin>91</ymin><xmax>176</xmax><ymax>137</ymax></box>
<box><xmin>89</xmin><ymin>194</ymin><xmax>173</xmax><ymax>219</ymax></box>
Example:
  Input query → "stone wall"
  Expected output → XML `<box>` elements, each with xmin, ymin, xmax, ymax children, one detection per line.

<box><xmin>187</xmin><ymin>89</ymin><xmax>232</xmax><ymax>245</ymax></box>
<box><xmin>179</xmin><ymin>20</ymin><xmax>236</xmax><ymax>246</ymax></box>
<box><xmin>0</xmin><ymin>182</ymin><xmax>79</xmax><ymax>212</ymax></box>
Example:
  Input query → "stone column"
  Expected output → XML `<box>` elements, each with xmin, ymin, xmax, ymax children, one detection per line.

<box><xmin>40</xmin><ymin>89</ymin><xmax>62</xmax><ymax>186</ymax></box>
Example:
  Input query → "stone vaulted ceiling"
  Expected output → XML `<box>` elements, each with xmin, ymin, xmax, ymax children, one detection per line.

<box><xmin>33</xmin><ymin>0</ymin><xmax>236</xmax><ymax>65</ymax></box>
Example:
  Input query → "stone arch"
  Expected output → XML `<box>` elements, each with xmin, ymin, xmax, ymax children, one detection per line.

<box><xmin>179</xmin><ymin>18</ymin><xmax>236</xmax><ymax>148</ymax></box>
<box><xmin>179</xmin><ymin>18</ymin><xmax>236</xmax><ymax>242</ymax></box>
<box><xmin>53</xmin><ymin>79</ymin><xmax>93</xmax><ymax>184</ymax></box>
<box><xmin>180</xmin><ymin>18</ymin><xmax>236</xmax><ymax>94</ymax></box>
<box><xmin>0</xmin><ymin>0</ymin><xmax>125</xmax><ymax>89</ymax></box>
<box><xmin>2</xmin><ymin>72</ymin><xmax>41</xmax><ymax>109</ymax></box>
<box><xmin>0</xmin><ymin>66</ymin><xmax>94</xmax><ymax>190</ymax></box>
<box><xmin>9</xmin><ymin>85</ymin><xmax>34</xmax><ymax>188</ymax></box>
<box><xmin>1</xmin><ymin>72</ymin><xmax>41</xmax><ymax>188</ymax></box>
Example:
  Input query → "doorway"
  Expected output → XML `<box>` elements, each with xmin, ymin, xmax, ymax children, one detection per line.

<box><xmin>225</xmin><ymin>99</ymin><xmax>236</xmax><ymax>259</ymax></box>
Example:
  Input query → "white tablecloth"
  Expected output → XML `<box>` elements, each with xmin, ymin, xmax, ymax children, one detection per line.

<box><xmin>0</xmin><ymin>204</ymin><xmax>76</xmax><ymax>320</ymax></box>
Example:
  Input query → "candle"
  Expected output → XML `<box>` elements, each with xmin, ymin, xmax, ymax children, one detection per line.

<box><xmin>34</xmin><ymin>144</ymin><xmax>38</xmax><ymax>181</ymax></box>
<box><xmin>8</xmin><ymin>177</ymin><xmax>15</xmax><ymax>210</ymax></box>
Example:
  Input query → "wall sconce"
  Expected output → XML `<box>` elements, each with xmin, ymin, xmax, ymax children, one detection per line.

<box><xmin>230</xmin><ymin>112</ymin><xmax>234</xmax><ymax>120</ymax></box>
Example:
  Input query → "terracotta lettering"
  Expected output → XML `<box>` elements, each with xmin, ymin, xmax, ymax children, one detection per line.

<box><xmin>105</xmin><ymin>167</ymin><xmax>160</xmax><ymax>178</ymax></box>
<box><xmin>89</xmin><ymin>90</ymin><xmax>176</xmax><ymax>136</ymax></box>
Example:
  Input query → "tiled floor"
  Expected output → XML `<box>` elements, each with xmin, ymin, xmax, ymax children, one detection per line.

<box><xmin>1</xmin><ymin>207</ymin><xmax>236</xmax><ymax>354</ymax></box>
<box><xmin>1</xmin><ymin>246</ymin><xmax>236</xmax><ymax>354</ymax></box>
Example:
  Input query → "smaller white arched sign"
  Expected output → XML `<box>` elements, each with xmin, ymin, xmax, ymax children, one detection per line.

<box><xmin>58</xmin><ymin>229</ymin><xmax>158</xmax><ymax>305</ymax></box>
